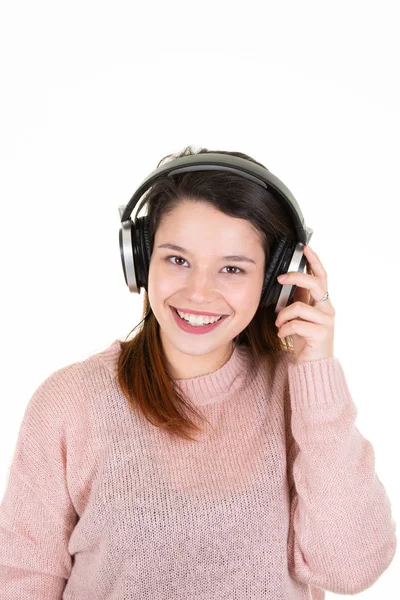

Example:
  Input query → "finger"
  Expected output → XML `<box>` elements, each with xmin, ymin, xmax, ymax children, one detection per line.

<box><xmin>278</xmin><ymin>271</ymin><xmax>326</xmax><ymax>302</ymax></box>
<box><xmin>277</xmin><ymin>320</ymin><xmax>328</xmax><ymax>339</ymax></box>
<box><xmin>275</xmin><ymin>301</ymin><xmax>331</xmax><ymax>328</ymax></box>
<box><xmin>303</xmin><ymin>245</ymin><xmax>327</xmax><ymax>280</ymax></box>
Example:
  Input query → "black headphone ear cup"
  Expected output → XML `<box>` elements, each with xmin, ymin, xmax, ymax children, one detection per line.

<box><xmin>259</xmin><ymin>236</ymin><xmax>296</xmax><ymax>308</ymax></box>
<box><xmin>134</xmin><ymin>216</ymin><xmax>151</xmax><ymax>293</ymax></box>
<box><xmin>142</xmin><ymin>216</ymin><xmax>152</xmax><ymax>264</ymax></box>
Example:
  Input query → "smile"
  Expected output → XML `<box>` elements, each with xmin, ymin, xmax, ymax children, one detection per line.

<box><xmin>169</xmin><ymin>306</ymin><xmax>228</xmax><ymax>334</ymax></box>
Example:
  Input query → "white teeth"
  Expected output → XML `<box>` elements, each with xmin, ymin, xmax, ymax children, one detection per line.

<box><xmin>176</xmin><ymin>309</ymin><xmax>222</xmax><ymax>325</ymax></box>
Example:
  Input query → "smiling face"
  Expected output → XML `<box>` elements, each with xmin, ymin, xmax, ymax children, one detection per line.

<box><xmin>147</xmin><ymin>200</ymin><xmax>266</xmax><ymax>380</ymax></box>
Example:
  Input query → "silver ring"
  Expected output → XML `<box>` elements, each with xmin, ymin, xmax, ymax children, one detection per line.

<box><xmin>316</xmin><ymin>291</ymin><xmax>329</xmax><ymax>302</ymax></box>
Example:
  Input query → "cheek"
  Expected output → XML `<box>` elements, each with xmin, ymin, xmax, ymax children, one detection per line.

<box><xmin>230</xmin><ymin>281</ymin><xmax>263</xmax><ymax>307</ymax></box>
<box><xmin>147</xmin><ymin>268</ymin><xmax>176</xmax><ymax>305</ymax></box>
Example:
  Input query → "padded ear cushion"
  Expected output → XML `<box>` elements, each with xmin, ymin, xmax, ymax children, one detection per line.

<box><xmin>139</xmin><ymin>216</ymin><xmax>152</xmax><ymax>292</ymax></box>
<box><xmin>131</xmin><ymin>216</ymin><xmax>151</xmax><ymax>293</ymax></box>
<box><xmin>260</xmin><ymin>236</ymin><xmax>296</xmax><ymax>308</ymax></box>
<box><xmin>142</xmin><ymin>216</ymin><xmax>152</xmax><ymax>265</ymax></box>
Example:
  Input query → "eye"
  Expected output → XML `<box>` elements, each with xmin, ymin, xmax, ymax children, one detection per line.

<box><xmin>165</xmin><ymin>255</ymin><xmax>244</xmax><ymax>275</ymax></box>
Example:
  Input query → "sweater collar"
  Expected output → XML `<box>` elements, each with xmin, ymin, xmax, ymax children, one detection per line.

<box><xmin>99</xmin><ymin>339</ymin><xmax>251</xmax><ymax>406</ymax></box>
<box><xmin>171</xmin><ymin>343</ymin><xmax>250</xmax><ymax>405</ymax></box>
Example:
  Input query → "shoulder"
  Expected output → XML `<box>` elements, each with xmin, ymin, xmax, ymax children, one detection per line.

<box><xmin>24</xmin><ymin>339</ymin><xmax>121</xmax><ymax>425</ymax></box>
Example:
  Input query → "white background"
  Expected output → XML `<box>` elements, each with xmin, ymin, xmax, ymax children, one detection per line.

<box><xmin>0</xmin><ymin>0</ymin><xmax>398</xmax><ymax>595</ymax></box>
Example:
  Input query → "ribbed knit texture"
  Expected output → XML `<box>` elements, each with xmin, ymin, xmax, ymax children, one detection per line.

<box><xmin>0</xmin><ymin>339</ymin><xmax>396</xmax><ymax>599</ymax></box>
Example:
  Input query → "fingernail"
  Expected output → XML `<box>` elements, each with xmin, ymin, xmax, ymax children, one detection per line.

<box><xmin>278</xmin><ymin>274</ymin><xmax>287</xmax><ymax>281</ymax></box>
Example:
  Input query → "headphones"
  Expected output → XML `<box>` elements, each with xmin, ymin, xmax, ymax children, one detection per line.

<box><xmin>118</xmin><ymin>153</ymin><xmax>313</xmax><ymax>314</ymax></box>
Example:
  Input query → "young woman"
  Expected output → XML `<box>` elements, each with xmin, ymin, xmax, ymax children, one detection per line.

<box><xmin>0</xmin><ymin>146</ymin><xmax>396</xmax><ymax>599</ymax></box>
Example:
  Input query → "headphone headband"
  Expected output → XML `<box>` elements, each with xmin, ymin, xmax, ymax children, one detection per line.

<box><xmin>119</xmin><ymin>153</ymin><xmax>313</xmax><ymax>246</ymax></box>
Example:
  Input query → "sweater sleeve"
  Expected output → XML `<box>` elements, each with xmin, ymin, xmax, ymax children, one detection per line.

<box><xmin>281</xmin><ymin>352</ymin><xmax>397</xmax><ymax>596</ymax></box>
<box><xmin>0</xmin><ymin>371</ymin><xmax>78</xmax><ymax>599</ymax></box>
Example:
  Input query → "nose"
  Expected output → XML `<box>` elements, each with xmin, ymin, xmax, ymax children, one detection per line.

<box><xmin>185</xmin><ymin>269</ymin><xmax>219</xmax><ymax>302</ymax></box>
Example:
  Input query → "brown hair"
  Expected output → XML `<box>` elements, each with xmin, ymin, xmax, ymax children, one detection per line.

<box><xmin>116</xmin><ymin>145</ymin><xmax>312</xmax><ymax>442</ymax></box>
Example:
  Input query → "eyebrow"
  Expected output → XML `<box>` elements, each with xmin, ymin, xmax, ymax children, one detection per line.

<box><xmin>157</xmin><ymin>243</ymin><xmax>256</xmax><ymax>264</ymax></box>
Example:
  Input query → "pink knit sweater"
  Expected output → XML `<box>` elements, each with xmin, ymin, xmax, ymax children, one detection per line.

<box><xmin>0</xmin><ymin>340</ymin><xmax>396</xmax><ymax>599</ymax></box>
